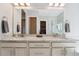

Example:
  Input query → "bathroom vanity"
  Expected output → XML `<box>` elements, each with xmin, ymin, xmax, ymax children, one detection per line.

<box><xmin>0</xmin><ymin>36</ymin><xmax>77</xmax><ymax>56</ymax></box>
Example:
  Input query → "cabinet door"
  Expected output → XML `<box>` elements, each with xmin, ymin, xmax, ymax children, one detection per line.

<box><xmin>65</xmin><ymin>48</ymin><xmax>75</xmax><ymax>56</ymax></box>
<box><xmin>15</xmin><ymin>48</ymin><xmax>28</xmax><ymax>56</ymax></box>
<box><xmin>52</xmin><ymin>48</ymin><xmax>64</xmax><ymax>56</ymax></box>
<box><xmin>30</xmin><ymin>48</ymin><xmax>50</xmax><ymax>56</ymax></box>
<box><xmin>1</xmin><ymin>48</ymin><xmax>13</xmax><ymax>56</ymax></box>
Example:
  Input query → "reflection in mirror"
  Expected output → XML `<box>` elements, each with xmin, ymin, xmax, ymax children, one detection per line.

<box><xmin>13</xmin><ymin>3</ymin><xmax>64</xmax><ymax>37</ymax></box>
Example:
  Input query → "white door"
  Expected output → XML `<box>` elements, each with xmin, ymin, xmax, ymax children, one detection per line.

<box><xmin>52</xmin><ymin>48</ymin><xmax>64</xmax><ymax>56</ymax></box>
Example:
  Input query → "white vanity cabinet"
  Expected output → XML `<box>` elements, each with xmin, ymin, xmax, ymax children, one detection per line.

<box><xmin>0</xmin><ymin>40</ymin><xmax>76</xmax><ymax>56</ymax></box>
<box><xmin>29</xmin><ymin>42</ymin><xmax>50</xmax><ymax>56</ymax></box>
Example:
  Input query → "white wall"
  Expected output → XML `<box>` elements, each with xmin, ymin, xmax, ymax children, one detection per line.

<box><xmin>64</xmin><ymin>3</ymin><xmax>79</xmax><ymax>40</ymax></box>
<box><xmin>0</xmin><ymin>3</ymin><xmax>13</xmax><ymax>39</ymax></box>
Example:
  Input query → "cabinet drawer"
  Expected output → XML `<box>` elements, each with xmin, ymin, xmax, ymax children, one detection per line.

<box><xmin>30</xmin><ymin>48</ymin><xmax>50</xmax><ymax>56</ymax></box>
<box><xmin>1</xmin><ymin>43</ymin><xmax>27</xmax><ymax>47</ymax></box>
<box><xmin>52</xmin><ymin>43</ymin><xmax>76</xmax><ymax>47</ymax></box>
<box><xmin>29</xmin><ymin>43</ymin><xmax>49</xmax><ymax>47</ymax></box>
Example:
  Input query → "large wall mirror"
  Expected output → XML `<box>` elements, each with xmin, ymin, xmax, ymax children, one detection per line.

<box><xmin>13</xmin><ymin>3</ymin><xmax>64</xmax><ymax>37</ymax></box>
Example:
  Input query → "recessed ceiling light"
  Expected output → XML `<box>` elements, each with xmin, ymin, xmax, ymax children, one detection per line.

<box><xmin>14</xmin><ymin>3</ymin><xmax>30</xmax><ymax>7</ymax></box>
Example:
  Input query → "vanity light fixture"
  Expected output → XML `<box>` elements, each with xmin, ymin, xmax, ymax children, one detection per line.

<box><xmin>13</xmin><ymin>3</ymin><xmax>30</xmax><ymax>7</ymax></box>
<box><xmin>49</xmin><ymin>3</ymin><xmax>64</xmax><ymax>7</ymax></box>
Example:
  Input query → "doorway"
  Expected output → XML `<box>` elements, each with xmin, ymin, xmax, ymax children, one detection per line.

<box><xmin>29</xmin><ymin>17</ymin><xmax>37</xmax><ymax>34</ymax></box>
<box><xmin>40</xmin><ymin>21</ymin><xmax>46</xmax><ymax>34</ymax></box>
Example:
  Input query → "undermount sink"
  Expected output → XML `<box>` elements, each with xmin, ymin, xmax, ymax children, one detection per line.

<box><xmin>36</xmin><ymin>34</ymin><xmax>43</xmax><ymax>37</ymax></box>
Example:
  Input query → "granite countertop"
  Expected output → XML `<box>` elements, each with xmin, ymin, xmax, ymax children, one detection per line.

<box><xmin>0</xmin><ymin>36</ymin><xmax>77</xmax><ymax>43</ymax></box>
